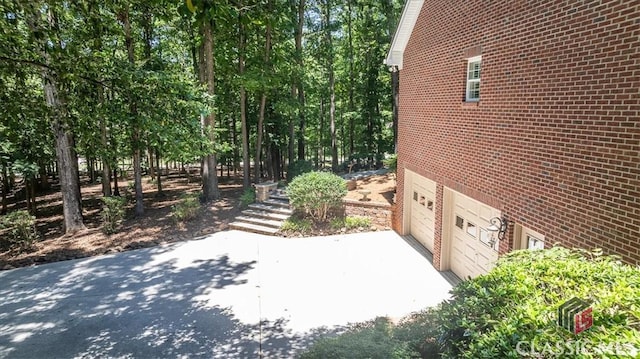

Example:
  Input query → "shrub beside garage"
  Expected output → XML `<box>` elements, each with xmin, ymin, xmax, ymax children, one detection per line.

<box><xmin>302</xmin><ymin>247</ymin><xmax>640</xmax><ymax>358</ymax></box>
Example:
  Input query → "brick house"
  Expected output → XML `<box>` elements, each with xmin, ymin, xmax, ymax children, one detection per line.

<box><xmin>385</xmin><ymin>0</ymin><xmax>639</xmax><ymax>279</ymax></box>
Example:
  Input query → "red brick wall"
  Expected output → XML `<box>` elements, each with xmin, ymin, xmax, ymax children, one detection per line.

<box><xmin>397</xmin><ymin>0</ymin><xmax>640</xmax><ymax>264</ymax></box>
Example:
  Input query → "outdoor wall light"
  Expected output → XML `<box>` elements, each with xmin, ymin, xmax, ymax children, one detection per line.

<box><xmin>486</xmin><ymin>216</ymin><xmax>508</xmax><ymax>241</ymax></box>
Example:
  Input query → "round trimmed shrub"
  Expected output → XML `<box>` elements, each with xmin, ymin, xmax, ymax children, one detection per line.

<box><xmin>287</xmin><ymin>171</ymin><xmax>347</xmax><ymax>221</ymax></box>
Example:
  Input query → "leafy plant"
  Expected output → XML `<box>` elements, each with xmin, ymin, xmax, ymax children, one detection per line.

<box><xmin>101</xmin><ymin>196</ymin><xmax>126</xmax><ymax>234</ymax></box>
<box><xmin>172</xmin><ymin>193</ymin><xmax>201</xmax><ymax>223</ymax></box>
<box><xmin>0</xmin><ymin>210</ymin><xmax>39</xmax><ymax>250</ymax></box>
<box><xmin>280</xmin><ymin>217</ymin><xmax>312</xmax><ymax>233</ymax></box>
<box><xmin>436</xmin><ymin>247</ymin><xmax>640</xmax><ymax>358</ymax></box>
<box><xmin>286</xmin><ymin>159</ymin><xmax>313</xmax><ymax>181</ymax></box>
<box><xmin>330</xmin><ymin>216</ymin><xmax>371</xmax><ymax>230</ymax></box>
<box><xmin>287</xmin><ymin>171</ymin><xmax>347</xmax><ymax>221</ymax></box>
<box><xmin>240</xmin><ymin>188</ymin><xmax>256</xmax><ymax>208</ymax></box>
<box><xmin>301</xmin><ymin>317</ymin><xmax>419</xmax><ymax>359</ymax></box>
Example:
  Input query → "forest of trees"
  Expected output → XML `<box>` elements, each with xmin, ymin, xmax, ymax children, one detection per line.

<box><xmin>0</xmin><ymin>0</ymin><xmax>401</xmax><ymax>234</ymax></box>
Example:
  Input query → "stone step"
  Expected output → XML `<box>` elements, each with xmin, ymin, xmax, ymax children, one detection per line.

<box><xmin>234</xmin><ymin>215</ymin><xmax>283</xmax><ymax>229</ymax></box>
<box><xmin>242</xmin><ymin>209</ymin><xmax>291</xmax><ymax>221</ymax></box>
<box><xmin>229</xmin><ymin>221</ymin><xmax>280</xmax><ymax>235</ymax></box>
<box><xmin>261</xmin><ymin>198</ymin><xmax>290</xmax><ymax>208</ymax></box>
<box><xmin>248</xmin><ymin>203</ymin><xmax>293</xmax><ymax>215</ymax></box>
<box><xmin>269</xmin><ymin>193</ymin><xmax>289</xmax><ymax>202</ymax></box>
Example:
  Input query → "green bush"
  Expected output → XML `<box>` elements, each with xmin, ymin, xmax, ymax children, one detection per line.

<box><xmin>240</xmin><ymin>188</ymin><xmax>255</xmax><ymax>208</ymax></box>
<box><xmin>172</xmin><ymin>193</ymin><xmax>201</xmax><ymax>222</ymax></box>
<box><xmin>286</xmin><ymin>159</ymin><xmax>313</xmax><ymax>181</ymax></box>
<box><xmin>287</xmin><ymin>171</ymin><xmax>347</xmax><ymax>221</ymax></box>
<box><xmin>0</xmin><ymin>210</ymin><xmax>39</xmax><ymax>249</ymax></box>
<box><xmin>301</xmin><ymin>317</ymin><xmax>419</xmax><ymax>359</ymax></box>
<box><xmin>101</xmin><ymin>196</ymin><xmax>126</xmax><ymax>234</ymax></box>
<box><xmin>300</xmin><ymin>247</ymin><xmax>640</xmax><ymax>359</ymax></box>
<box><xmin>280</xmin><ymin>217</ymin><xmax>312</xmax><ymax>233</ymax></box>
<box><xmin>436</xmin><ymin>247</ymin><xmax>640</xmax><ymax>359</ymax></box>
<box><xmin>330</xmin><ymin>216</ymin><xmax>372</xmax><ymax>230</ymax></box>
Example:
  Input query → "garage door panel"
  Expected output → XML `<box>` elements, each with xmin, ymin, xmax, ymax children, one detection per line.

<box><xmin>448</xmin><ymin>190</ymin><xmax>500</xmax><ymax>280</ymax></box>
<box><xmin>407</xmin><ymin>171</ymin><xmax>436</xmax><ymax>253</ymax></box>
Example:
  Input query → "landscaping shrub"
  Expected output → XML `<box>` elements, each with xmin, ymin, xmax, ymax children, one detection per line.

<box><xmin>101</xmin><ymin>196</ymin><xmax>126</xmax><ymax>234</ymax></box>
<box><xmin>280</xmin><ymin>217</ymin><xmax>312</xmax><ymax>233</ymax></box>
<box><xmin>0</xmin><ymin>210</ymin><xmax>39</xmax><ymax>250</ymax></box>
<box><xmin>286</xmin><ymin>159</ymin><xmax>314</xmax><ymax>181</ymax></box>
<box><xmin>436</xmin><ymin>247</ymin><xmax>640</xmax><ymax>358</ymax></box>
<box><xmin>172</xmin><ymin>193</ymin><xmax>201</xmax><ymax>222</ymax></box>
<box><xmin>330</xmin><ymin>216</ymin><xmax>371</xmax><ymax>230</ymax></box>
<box><xmin>300</xmin><ymin>247</ymin><xmax>640</xmax><ymax>359</ymax></box>
<box><xmin>301</xmin><ymin>317</ymin><xmax>419</xmax><ymax>359</ymax></box>
<box><xmin>240</xmin><ymin>188</ymin><xmax>255</xmax><ymax>208</ymax></box>
<box><xmin>287</xmin><ymin>171</ymin><xmax>347</xmax><ymax>221</ymax></box>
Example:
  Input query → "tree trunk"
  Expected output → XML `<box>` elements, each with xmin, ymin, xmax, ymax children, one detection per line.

<box><xmin>201</xmin><ymin>17</ymin><xmax>219</xmax><ymax>200</ymax></box>
<box><xmin>238</xmin><ymin>5</ymin><xmax>251</xmax><ymax>189</ymax></box>
<box><xmin>121</xmin><ymin>5</ymin><xmax>144</xmax><ymax>215</ymax></box>
<box><xmin>38</xmin><ymin>160</ymin><xmax>50</xmax><ymax>190</ymax></box>
<box><xmin>32</xmin><ymin>7</ymin><xmax>85</xmax><ymax>233</ymax></box>
<box><xmin>325</xmin><ymin>0</ymin><xmax>338</xmax><ymax>172</ymax></box>
<box><xmin>1</xmin><ymin>163</ymin><xmax>7</xmax><ymax>214</ymax></box>
<box><xmin>255</xmin><ymin>1</ymin><xmax>273</xmax><ymax>183</ymax></box>
<box><xmin>113</xmin><ymin>168</ymin><xmax>120</xmax><ymax>196</ymax></box>
<box><xmin>347</xmin><ymin>0</ymin><xmax>355</xmax><ymax>156</ymax></box>
<box><xmin>296</xmin><ymin>0</ymin><xmax>306</xmax><ymax>160</ymax></box>
<box><xmin>155</xmin><ymin>148</ymin><xmax>163</xmax><ymax>195</ymax></box>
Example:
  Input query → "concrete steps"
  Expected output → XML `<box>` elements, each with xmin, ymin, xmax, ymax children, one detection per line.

<box><xmin>230</xmin><ymin>191</ymin><xmax>291</xmax><ymax>236</ymax></box>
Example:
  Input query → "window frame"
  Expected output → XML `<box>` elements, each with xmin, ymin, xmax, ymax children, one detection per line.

<box><xmin>465</xmin><ymin>55</ymin><xmax>482</xmax><ymax>102</ymax></box>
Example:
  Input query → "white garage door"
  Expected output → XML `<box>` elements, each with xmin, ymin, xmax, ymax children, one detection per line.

<box><xmin>407</xmin><ymin>171</ymin><xmax>436</xmax><ymax>253</ymax></box>
<box><xmin>449</xmin><ymin>190</ymin><xmax>500</xmax><ymax>279</ymax></box>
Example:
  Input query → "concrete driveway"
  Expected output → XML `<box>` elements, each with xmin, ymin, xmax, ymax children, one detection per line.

<box><xmin>0</xmin><ymin>230</ymin><xmax>454</xmax><ymax>358</ymax></box>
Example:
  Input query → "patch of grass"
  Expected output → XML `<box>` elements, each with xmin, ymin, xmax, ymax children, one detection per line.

<box><xmin>330</xmin><ymin>216</ymin><xmax>372</xmax><ymax>230</ymax></box>
<box><xmin>280</xmin><ymin>217</ymin><xmax>312</xmax><ymax>232</ymax></box>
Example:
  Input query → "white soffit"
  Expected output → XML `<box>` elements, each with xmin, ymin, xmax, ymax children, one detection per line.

<box><xmin>384</xmin><ymin>0</ymin><xmax>424</xmax><ymax>70</ymax></box>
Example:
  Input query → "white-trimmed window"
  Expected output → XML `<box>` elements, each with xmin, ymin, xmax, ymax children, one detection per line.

<box><xmin>465</xmin><ymin>55</ymin><xmax>481</xmax><ymax>102</ymax></box>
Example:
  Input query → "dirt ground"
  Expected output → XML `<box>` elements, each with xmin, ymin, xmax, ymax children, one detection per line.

<box><xmin>344</xmin><ymin>173</ymin><xmax>396</xmax><ymax>204</ymax></box>
<box><xmin>1</xmin><ymin>171</ymin><xmax>396</xmax><ymax>270</ymax></box>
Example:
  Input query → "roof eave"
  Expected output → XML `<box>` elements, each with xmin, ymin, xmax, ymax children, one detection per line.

<box><xmin>384</xmin><ymin>0</ymin><xmax>424</xmax><ymax>71</ymax></box>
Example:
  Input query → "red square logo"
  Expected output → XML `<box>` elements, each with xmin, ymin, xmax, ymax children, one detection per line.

<box><xmin>574</xmin><ymin>307</ymin><xmax>593</xmax><ymax>334</ymax></box>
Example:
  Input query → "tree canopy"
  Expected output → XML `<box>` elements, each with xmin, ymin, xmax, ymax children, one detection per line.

<box><xmin>0</xmin><ymin>0</ymin><xmax>401</xmax><ymax>232</ymax></box>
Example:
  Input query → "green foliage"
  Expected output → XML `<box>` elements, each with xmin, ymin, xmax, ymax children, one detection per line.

<box><xmin>280</xmin><ymin>217</ymin><xmax>312</xmax><ymax>233</ymax></box>
<box><xmin>330</xmin><ymin>216</ymin><xmax>371</xmax><ymax>230</ymax></box>
<box><xmin>436</xmin><ymin>247</ymin><xmax>640</xmax><ymax>359</ymax></box>
<box><xmin>286</xmin><ymin>160</ymin><xmax>314</xmax><ymax>181</ymax></box>
<box><xmin>101</xmin><ymin>196</ymin><xmax>126</xmax><ymax>235</ymax></box>
<box><xmin>0</xmin><ymin>210</ymin><xmax>39</xmax><ymax>250</ymax></box>
<box><xmin>301</xmin><ymin>317</ymin><xmax>419</xmax><ymax>359</ymax></box>
<box><xmin>300</xmin><ymin>247</ymin><xmax>640</xmax><ymax>359</ymax></box>
<box><xmin>240</xmin><ymin>188</ymin><xmax>256</xmax><ymax>208</ymax></box>
<box><xmin>287</xmin><ymin>171</ymin><xmax>347</xmax><ymax>221</ymax></box>
<box><xmin>171</xmin><ymin>193</ymin><xmax>201</xmax><ymax>223</ymax></box>
<box><xmin>383</xmin><ymin>154</ymin><xmax>397</xmax><ymax>174</ymax></box>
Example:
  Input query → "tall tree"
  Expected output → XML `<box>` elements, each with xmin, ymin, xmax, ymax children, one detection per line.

<box><xmin>119</xmin><ymin>4</ymin><xmax>145</xmax><ymax>215</ymax></box>
<box><xmin>29</xmin><ymin>4</ymin><xmax>85</xmax><ymax>233</ymax></box>
<box><xmin>254</xmin><ymin>0</ymin><xmax>273</xmax><ymax>183</ymax></box>
<box><xmin>200</xmin><ymin>9</ymin><xmax>219</xmax><ymax>200</ymax></box>
<box><xmin>238</xmin><ymin>3</ymin><xmax>250</xmax><ymax>189</ymax></box>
